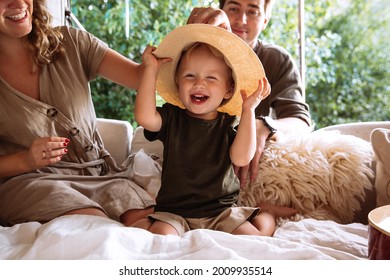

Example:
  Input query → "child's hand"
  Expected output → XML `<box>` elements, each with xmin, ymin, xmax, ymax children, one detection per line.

<box><xmin>142</xmin><ymin>45</ymin><xmax>172</xmax><ymax>70</ymax></box>
<box><xmin>240</xmin><ymin>77</ymin><xmax>270</xmax><ymax>111</ymax></box>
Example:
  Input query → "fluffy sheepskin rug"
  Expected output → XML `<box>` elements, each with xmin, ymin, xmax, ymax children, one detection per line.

<box><xmin>239</xmin><ymin>130</ymin><xmax>375</xmax><ymax>224</ymax></box>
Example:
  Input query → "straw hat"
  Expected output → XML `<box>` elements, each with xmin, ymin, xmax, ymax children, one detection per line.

<box><xmin>153</xmin><ymin>24</ymin><xmax>265</xmax><ymax>116</ymax></box>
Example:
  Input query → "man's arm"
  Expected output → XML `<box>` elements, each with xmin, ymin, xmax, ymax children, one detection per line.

<box><xmin>262</xmin><ymin>117</ymin><xmax>311</xmax><ymax>139</ymax></box>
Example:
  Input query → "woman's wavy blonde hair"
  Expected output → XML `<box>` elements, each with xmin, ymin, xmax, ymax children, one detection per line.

<box><xmin>24</xmin><ymin>0</ymin><xmax>65</xmax><ymax>68</ymax></box>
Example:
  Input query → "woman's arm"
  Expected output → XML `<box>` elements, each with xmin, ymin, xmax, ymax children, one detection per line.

<box><xmin>97</xmin><ymin>48</ymin><xmax>143</xmax><ymax>90</ymax></box>
<box><xmin>0</xmin><ymin>137</ymin><xmax>69</xmax><ymax>179</ymax></box>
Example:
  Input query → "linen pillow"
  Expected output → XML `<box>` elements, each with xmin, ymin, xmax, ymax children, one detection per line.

<box><xmin>371</xmin><ymin>128</ymin><xmax>390</xmax><ymax>207</ymax></box>
<box><xmin>239</xmin><ymin>130</ymin><xmax>375</xmax><ymax>224</ymax></box>
<box><xmin>130</xmin><ymin>127</ymin><xmax>164</xmax><ymax>159</ymax></box>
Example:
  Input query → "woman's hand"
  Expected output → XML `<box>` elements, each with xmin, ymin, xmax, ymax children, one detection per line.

<box><xmin>25</xmin><ymin>137</ymin><xmax>69</xmax><ymax>170</ymax></box>
<box><xmin>187</xmin><ymin>7</ymin><xmax>232</xmax><ymax>31</ymax></box>
<box><xmin>0</xmin><ymin>137</ymin><xmax>69</xmax><ymax>179</ymax></box>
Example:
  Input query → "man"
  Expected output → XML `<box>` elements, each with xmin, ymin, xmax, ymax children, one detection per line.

<box><xmin>188</xmin><ymin>0</ymin><xmax>312</xmax><ymax>187</ymax></box>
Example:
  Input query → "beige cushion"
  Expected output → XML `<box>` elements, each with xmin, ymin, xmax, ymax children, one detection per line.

<box><xmin>371</xmin><ymin>128</ymin><xmax>390</xmax><ymax>207</ymax></box>
<box><xmin>319</xmin><ymin>121</ymin><xmax>390</xmax><ymax>142</ymax></box>
<box><xmin>130</xmin><ymin>127</ymin><xmax>164</xmax><ymax>159</ymax></box>
<box><xmin>239</xmin><ymin>130</ymin><xmax>375</xmax><ymax>224</ymax></box>
<box><xmin>96</xmin><ymin>118</ymin><xmax>133</xmax><ymax>164</ymax></box>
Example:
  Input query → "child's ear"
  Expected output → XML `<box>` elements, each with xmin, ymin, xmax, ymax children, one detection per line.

<box><xmin>224</xmin><ymin>83</ymin><xmax>235</xmax><ymax>99</ymax></box>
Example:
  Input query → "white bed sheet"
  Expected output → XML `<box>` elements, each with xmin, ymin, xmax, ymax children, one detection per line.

<box><xmin>0</xmin><ymin>215</ymin><xmax>368</xmax><ymax>260</ymax></box>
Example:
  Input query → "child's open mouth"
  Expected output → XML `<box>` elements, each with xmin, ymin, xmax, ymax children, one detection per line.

<box><xmin>190</xmin><ymin>94</ymin><xmax>209</xmax><ymax>103</ymax></box>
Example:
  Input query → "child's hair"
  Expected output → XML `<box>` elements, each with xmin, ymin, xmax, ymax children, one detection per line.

<box><xmin>175</xmin><ymin>43</ymin><xmax>235</xmax><ymax>105</ymax></box>
<box><xmin>24</xmin><ymin>0</ymin><xmax>65</xmax><ymax>68</ymax></box>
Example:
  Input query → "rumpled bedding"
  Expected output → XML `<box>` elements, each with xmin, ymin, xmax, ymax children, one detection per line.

<box><xmin>0</xmin><ymin>215</ymin><xmax>368</xmax><ymax>260</ymax></box>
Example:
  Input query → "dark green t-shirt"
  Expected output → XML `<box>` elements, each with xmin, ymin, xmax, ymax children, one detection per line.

<box><xmin>144</xmin><ymin>103</ymin><xmax>240</xmax><ymax>218</ymax></box>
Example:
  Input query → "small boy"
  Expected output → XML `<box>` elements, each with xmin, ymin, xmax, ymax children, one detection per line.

<box><xmin>134</xmin><ymin>24</ymin><xmax>296</xmax><ymax>236</ymax></box>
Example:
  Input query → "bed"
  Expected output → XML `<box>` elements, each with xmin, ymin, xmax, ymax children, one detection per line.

<box><xmin>1</xmin><ymin>119</ymin><xmax>389</xmax><ymax>260</ymax></box>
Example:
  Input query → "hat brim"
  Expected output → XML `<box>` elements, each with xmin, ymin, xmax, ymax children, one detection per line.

<box><xmin>153</xmin><ymin>24</ymin><xmax>265</xmax><ymax>116</ymax></box>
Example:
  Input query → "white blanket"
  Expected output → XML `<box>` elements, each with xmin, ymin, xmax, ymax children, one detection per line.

<box><xmin>0</xmin><ymin>215</ymin><xmax>368</xmax><ymax>260</ymax></box>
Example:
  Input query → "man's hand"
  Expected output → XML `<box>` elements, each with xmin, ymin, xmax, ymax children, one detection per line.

<box><xmin>187</xmin><ymin>7</ymin><xmax>232</xmax><ymax>31</ymax></box>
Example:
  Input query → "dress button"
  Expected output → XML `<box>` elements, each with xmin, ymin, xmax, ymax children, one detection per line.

<box><xmin>85</xmin><ymin>145</ymin><xmax>93</xmax><ymax>152</ymax></box>
<box><xmin>69</xmin><ymin>127</ymin><xmax>80</xmax><ymax>136</ymax></box>
<box><xmin>47</xmin><ymin>108</ymin><xmax>58</xmax><ymax>118</ymax></box>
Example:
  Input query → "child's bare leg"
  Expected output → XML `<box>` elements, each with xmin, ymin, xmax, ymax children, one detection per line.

<box><xmin>120</xmin><ymin>206</ymin><xmax>154</xmax><ymax>227</ymax></box>
<box><xmin>131</xmin><ymin>218</ymin><xmax>152</xmax><ymax>230</ymax></box>
<box><xmin>149</xmin><ymin>220</ymin><xmax>179</xmax><ymax>236</ymax></box>
<box><xmin>232</xmin><ymin>204</ymin><xmax>297</xmax><ymax>236</ymax></box>
<box><xmin>257</xmin><ymin>202</ymin><xmax>298</xmax><ymax>218</ymax></box>
<box><xmin>131</xmin><ymin>219</ymin><xmax>179</xmax><ymax>236</ymax></box>
<box><xmin>232</xmin><ymin>211</ymin><xmax>276</xmax><ymax>236</ymax></box>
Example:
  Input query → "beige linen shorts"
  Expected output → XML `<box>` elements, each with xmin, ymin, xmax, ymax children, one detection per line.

<box><xmin>148</xmin><ymin>206</ymin><xmax>260</xmax><ymax>235</ymax></box>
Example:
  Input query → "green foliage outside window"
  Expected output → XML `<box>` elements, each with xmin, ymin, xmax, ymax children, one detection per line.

<box><xmin>71</xmin><ymin>0</ymin><xmax>390</xmax><ymax>129</ymax></box>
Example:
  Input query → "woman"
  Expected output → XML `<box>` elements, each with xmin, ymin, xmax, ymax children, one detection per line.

<box><xmin>0</xmin><ymin>0</ymin><xmax>154</xmax><ymax>226</ymax></box>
